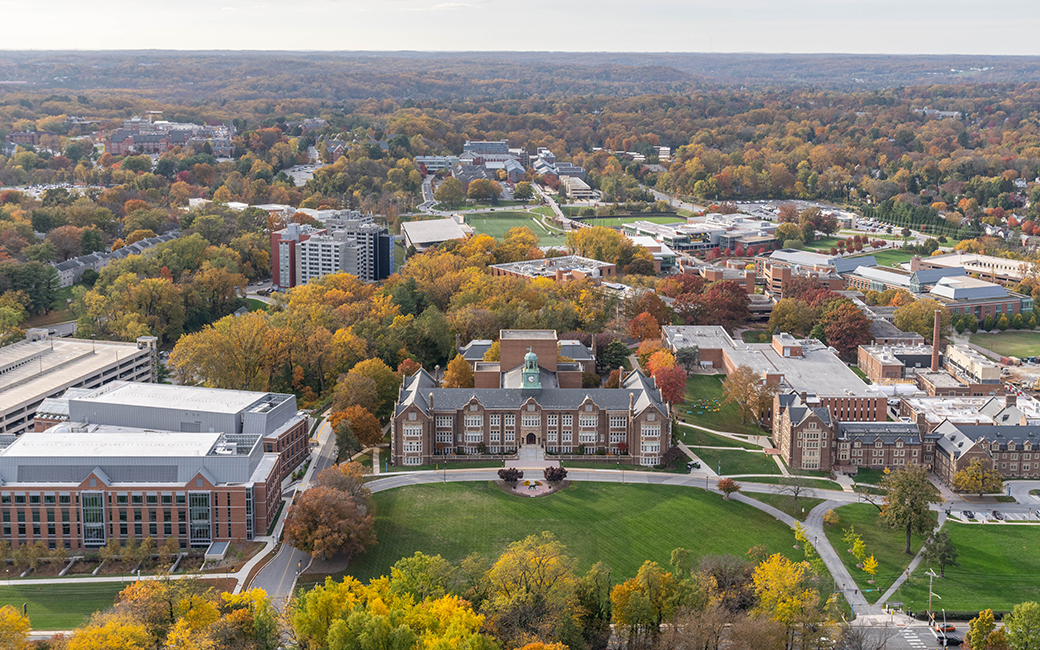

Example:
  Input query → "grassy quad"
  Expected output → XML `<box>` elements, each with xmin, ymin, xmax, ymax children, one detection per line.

<box><xmin>823</xmin><ymin>503</ymin><xmax>936</xmax><ymax>604</ymax></box>
<box><xmin>464</xmin><ymin>211</ymin><xmax>564</xmax><ymax>246</ymax></box>
<box><xmin>851</xmin><ymin>249</ymin><xmax>917</xmax><ymax>268</ymax></box>
<box><xmin>678</xmin><ymin>375</ymin><xmax>768</xmax><ymax>436</ymax></box>
<box><xmin>677</xmin><ymin>426</ymin><xmax>762</xmax><ymax>449</ymax></box>
<box><xmin>385</xmin><ymin>459</ymin><xmax>504</xmax><ymax>473</ymax></box>
<box><xmin>577</xmin><ymin>215</ymin><xmax>686</xmax><ymax>227</ymax></box>
<box><xmin>332</xmin><ymin>482</ymin><xmax>801</xmax><ymax>585</ymax></box>
<box><xmin>969</xmin><ymin>331</ymin><xmax>1040</xmax><ymax>359</ymax></box>
<box><xmin>0</xmin><ymin>582</ymin><xmax>126</xmax><ymax>630</ymax></box>
<box><xmin>693</xmin><ymin>447</ymin><xmax>782</xmax><ymax>476</ymax></box>
<box><xmin>894</xmin><ymin>523</ymin><xmax>1040</xmax><ymax>611</ymax></box>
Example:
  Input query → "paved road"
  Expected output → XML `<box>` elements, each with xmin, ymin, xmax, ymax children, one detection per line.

<box><xmin>249</xmin><ymin>419</ymin><xmax>338</xmax><ymax>608</ymax></box>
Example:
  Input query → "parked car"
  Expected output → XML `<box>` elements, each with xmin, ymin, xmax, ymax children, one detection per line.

<box><xmin>962</xmin><ymin>510</ymin><xmax>975</xmax><ymax>519</ymax></box>
<box><xmin>993</xmin><ymin>511</ymin><xmax>1005</xmax><ymax>520</ymax></box>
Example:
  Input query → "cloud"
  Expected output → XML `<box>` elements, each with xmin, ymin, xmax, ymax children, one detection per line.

<box><xmin>402</xmin><ymin>2</ymin><xmax>479</xmax><ymax>10</ymax></box>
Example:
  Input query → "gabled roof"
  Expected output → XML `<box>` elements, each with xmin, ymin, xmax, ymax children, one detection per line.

<box><xmin>395</xmin><ymin>369</ymin><xmax>665</xmax><ymax>416</ymax></box>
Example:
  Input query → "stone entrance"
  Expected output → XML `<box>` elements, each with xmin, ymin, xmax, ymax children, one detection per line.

<box><xmin>526</xmin><ymin>432</ymin><xmax>537</xmax><ymax>445</ymax></box>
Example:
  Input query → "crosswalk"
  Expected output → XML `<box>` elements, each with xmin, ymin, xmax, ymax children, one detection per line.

<box><xmin>902</xmin><ymin>629</ymin><xmax>929</xmax><ymax>649</ymax></box>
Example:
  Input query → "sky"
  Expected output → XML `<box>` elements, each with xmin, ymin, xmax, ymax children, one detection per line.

<box><xmin>2</xmin><ymin>0</ymin><xmax>1038</xmax><ymax>54</ymax></box>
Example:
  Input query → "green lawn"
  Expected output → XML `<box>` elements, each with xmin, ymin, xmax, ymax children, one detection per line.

<box><xmin>852</xmin><ymin>249</ymin><xmax>917</xmax><ymax>268</ymax></box>
<box><xmin>742</xmin><ymin>476</ymin><xmax>843</xmax><ymax>491</ymax></box>
<box><xmin>0</xmin><ymin>582</ymin><xmax>125</xmax><ymax>629</ymax></box>
<box><xmin>244</xmin><ymin>298</ymin><xmax>269</xmax><ymax>312</ymax></box>
<box><xmin>434</xmin><ymin>200</ymin><xmax>532</xmax><ymax>211</ymax></box>
<box><xmin>745</xmin><ymin>494</ymin><xmax>827</xmax><ymax>521</ymax></box>
<box><xmin>678</xmin><ymin>375</ymin><xmax>767</xmax><ymax>436</ymax></box>
<box><xmin>464</xmin><ymin>212</ymin><xmax>564</xmax><ymax>246</ymax></box>
<box><xmin>331</xmin><ymin>482</ymin><xmax>800</xmax><ymax>585</ymax></box>
<box><xmin>693</xmin><ymin>448</ymin><xmax>781</xmax><ymax>476</ymax></box>
<box><xmin>851</xmin><ymin>468</ymin><xmax>891</xmax><ymax>485</ymax></box>
<box><xmin>559</xmin><ymin>459</ymin><xmax>685</xmax><ymax>474</ymax></box>
<box><xmin>385</xmin><ymin>460</ymin><xmax>504</xmax><ymax>473</ymax></box>
<box><xmin>581</xmin><ymin>215</ymin><xmax>685</xmax><ymax>227</ymax></box>
<box><xmin>22</xmin><ymin>285</ymin><xmax>76</xmax><ymax>329</ymax></box>
<box><xmin>677</xmin><ymin>426</ymin><xmax>762</xmax><ymax>449</ymax></box>
<box><xmin>850</xmin><ymin>366</ymin><xmax>870</xmax><ymax>383</ymax></box>
<box><xmin>969</xmin><ymin>331</ymin><xmax>1040</xmax><ymax>359</ymax></box>
<box><xmin>894</xmin><ymin>523</ymin><xmax>1040</xmax><ymax>612</ymax></box>
<box><xmin>742</xmin><ymin>330</ymin><xmax>771</xmax><ymax>344</ymax></box>
<box><xmin>823</xmin><ymin>504</ymin><xmax>936</xmax><ymax>604</ymax></box>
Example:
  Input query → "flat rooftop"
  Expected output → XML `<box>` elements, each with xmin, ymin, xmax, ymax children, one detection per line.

<box><xmin>916</xmin><ymin>370</ymin><xmax>966</xmax><ymax>388</ymax></box>
<box><xmin>0</xmin><ymin>338</ymin><xmax>150</xmax><ymax>413</ymax></box>
<box><xmin>501</xmin><ymin>330</ymin><xmax>556</xmax><ymax>340</ymax></box>
<box><xmin>903</xmin><ymin>395</ymin><xmax>1013</xmax><ymax>425</ymax></box>
<box><xmin>664</xmin><ymin>326</ymin><xmax>882</xmax><ymax>397</ymax></box>
<box><xmin>79</xmin><ymin>381</ymin><xmax>281</xmax><ymax>414</ymax></box>
<box><xmin>1</xmin><ymin>429</ymin><xmax>224</xmax><ymax>458</ymax></box>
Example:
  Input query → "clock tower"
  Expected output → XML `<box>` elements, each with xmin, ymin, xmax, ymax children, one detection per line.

<box><xmin>521</xmin><ymin>348</ymin><xmax>541</xmax><ymax>390</ymax></box>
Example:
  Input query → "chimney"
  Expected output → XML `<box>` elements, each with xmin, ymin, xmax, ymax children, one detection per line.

<box><xmin>1007</xmin><ymin>394</ymin><xmax>1018</xmax><ymax>407</ymax></box>
<box><xmin>429</xmin><ymin>393</ymin><xmax>434</xmax><ymax>411</ymax></box>
<box><xmin>931</xmin><ymin>310</ymin><xmax>941</xmax><ymax>371</ymax></box>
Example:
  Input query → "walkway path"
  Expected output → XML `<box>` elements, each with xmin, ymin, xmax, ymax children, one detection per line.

<box><xmin>677</xmin><ymin>421</ymin><xmax>773</xmax><ymax>448</ymax></box>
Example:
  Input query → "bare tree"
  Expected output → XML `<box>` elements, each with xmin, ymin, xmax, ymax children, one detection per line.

<box><xmin>657</xmin><ymin>604</ymin><xmax>730</xmax><ymax>650</ymax></box>
<box><xmin>725</xmin><ymin>614</ymin><xmax>786</xmax><ymax>650</ymax></box>
<box><xmin>774</xmin><ymin>477</ymin><xmax>818</xmax><ymax>513</ymax></box>
<box><xmin>835</xmin><ymin>622</ymin><xmax>899</xmax><ymax>650</ymax></box>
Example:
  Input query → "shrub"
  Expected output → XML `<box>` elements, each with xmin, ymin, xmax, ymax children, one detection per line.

<box><xmin>498</xmin><ymin>468</ymin><xmax>523</xmax><ymax>485</ymax></box>
<box><xmin>544</xmin><ymin>466</ymin><xmax>568</xmax><ymax>485</ymax></box>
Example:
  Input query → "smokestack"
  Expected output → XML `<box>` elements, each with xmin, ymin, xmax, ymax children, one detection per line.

<box><xmin>931</xmin><ymin>310</ymin><xmax>941</xmax><ymax>371</ymax></box>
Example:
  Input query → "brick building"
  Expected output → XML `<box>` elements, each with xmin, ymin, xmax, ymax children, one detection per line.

<box><xmin>773</xmin><ymin>392</ymin><xmax>933</xmax><ymax>472</ymax></box>
<box><xmin>392</xmin><ymin>331</ymin><xmax>668</xmax><ymax>467</ymax></box>
<box><xmin>0</xmin><ymin>429</ymin><xmax>280</xmax><ymax>551</ymax></box>
<box><xmin>662</xmin><ymin>327</ymin><xmax>887</xmax><ymax>426</ymax></box>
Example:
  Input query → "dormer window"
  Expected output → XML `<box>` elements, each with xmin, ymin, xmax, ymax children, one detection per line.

<box><xmin>896</xmin><ymin>441</ymin><xmax>903</xmax><ymax>448</ymax></box>
<box><xmin>875</xmin><ymin>441</ymin><xmax>883</xmax><ymax>448</ymax></box>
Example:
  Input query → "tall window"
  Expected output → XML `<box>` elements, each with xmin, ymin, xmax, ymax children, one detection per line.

<box><xmin>465</xmin><ymin>416</ymin><xmax>482</xmax><ymax>428</ymax></box>
<box><xmin>81</xmin><ymin>492</ymin><xmax>105</xmax><ymax>548</ymax></box>
<box><xmin>188</xmin><ymin>493</ymin><xmax>211</xmax><ymax>547</ymax></box>
<box><xmin>522</xmin><ymin>416</ymin><xmax>541</xmax><ymax>428</ymax></box>
<box><xmin>579</xmin><ymin>416</ymin><xmax>597</xmax><ymax>428</ymax></box>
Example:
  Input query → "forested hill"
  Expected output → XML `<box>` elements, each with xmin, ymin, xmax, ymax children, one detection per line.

<box><xmin>4</xmin><ymin>52</ymin><xmax>1040</xmax><ymax>100</ymax></box>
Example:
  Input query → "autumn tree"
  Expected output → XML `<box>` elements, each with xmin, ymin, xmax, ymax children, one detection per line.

<box><xmin>879</xmin><ymin>465</ymin><xmax>941</xmax><ymax>554</ymax></box>
<box><xmin>654</xmin><ymin>365</ymin><xmax>688</xmax><ymax>405</ymax></box>
<box><xmin>967</xmin><ymin>609</ymin><xmax>999</xmax><ymax>650</ymax></box>
<box><xmin>331</xmin><ymin>371</ymin><xmax>378</xmax><ymax>417</ymax></box>
<box><xmin>346</xmin><ymin>358</ymin><xmax>400</xmax><ymax>420</ymax></box>
<box><xmin>645</xmin><ymin>349</ymin><xmax>675</xmax><ymax>376</ymax></box>
<box><xmin>768</xmin><ymin>298</ymin><xmax>814</xmax><ymax>336</ymax></box>
<box><xmin>330</xmin><ymin>405</ymin><xmax>383</xmax><ymax>448</ymax></box>
<box><xmin>628</xmin><ymin>311</ymin><xmax>661</xmax><ymax>342</ymax></box>
<box><xmin>722</xmin><ymin>365</ymin><xmax>777</xmax><ymax>425</ymax></box>
<box><xmin>334</xmin><ymin>420</ymin><xmax>361</xmax><ymax>462</ymax></box>
<box><xmin>921</xmin><ymin>529</ymin><xmax>959</xmax><ymax>578</ymax></box>
<box><xmin>0</xmin><ymin>605</ymin><xmax>30</xmax><ymax>650</ymax></box>
<box><xmin>483</xmin><ymin>532</ymin><xmax>583</xmax><ymax>649</ymax></box>
<box><xmin>953</xmin><ymin>458</ymin><xmax>1004</xmax><ymax>497</ymax></box>
<box><xmin>611</xmin><ymin>561</ymin><xmax>690</xmax><ymax>647</ymax></box>
<box><xmin>283</xmin><ymin>486</ymin><xmax>375</xmax><ymax>560</ymax></box>
<box><xmin>314</xmin><ymin>462</ymin><xmax>371</xmax><ymax>500</ymax></box>
<box><xmin>434</xmin><ymin>178</ymin><xmax>465</xmax><ymax>207</ymax></box>
<box><xmin>893</xmin><ymin>298</ymin><xmax>951</xmax><ymax>340</ymax></box>
<box><xmin>442</xmin><ymin>353</ymin><xmax>475</xmax><ymax>388</ymax></box>
<box><xmin>717</xmin><ymin>478</ymin><xmax>742</xmax><ymax>499</ymax></box>
<box><xmin>820</xmin><ymin>300</ymin><xmax>873</xmax><ymax>359</ymax></box>
<box><xmin>752</xmin><ymin>554</ymin><xmax>831</xmax><ymax>649</ymax></box>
